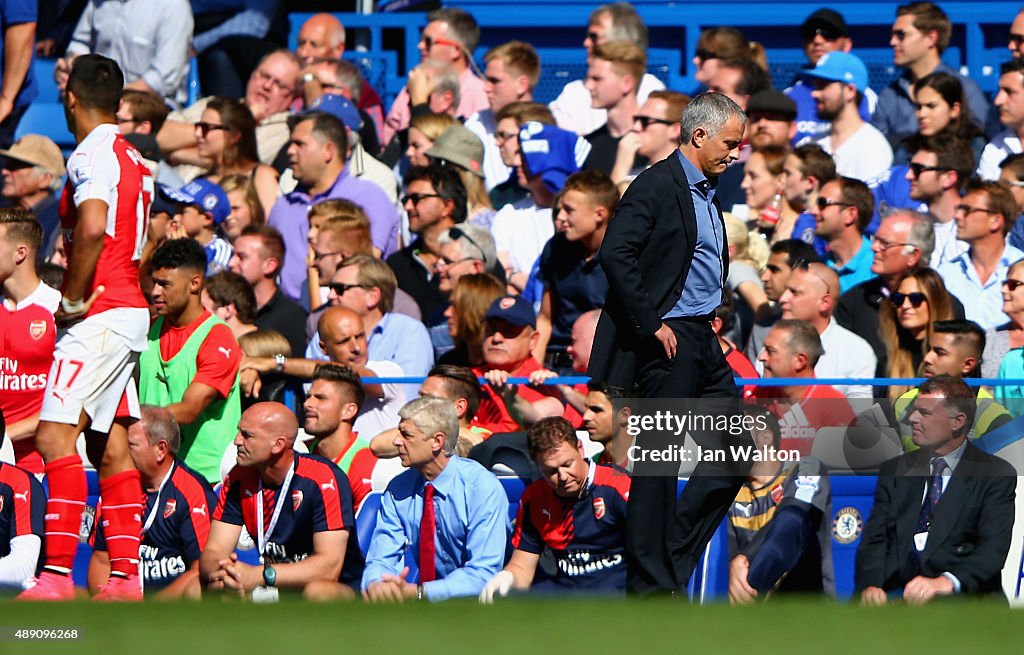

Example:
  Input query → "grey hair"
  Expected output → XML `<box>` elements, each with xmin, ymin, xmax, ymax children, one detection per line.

<box><xmin>680</xmin><ymin>91</ymin><xmax>748</xmax><ymax>143</ymax></box>
<box><xmin>139</xmin><ymin>405</ymin><xmax>181</xmax><ymax>454</ymax></box>
<box><xmin>421</xmin><ymin>60</ymin><xmax>461</xmax><ymax>110</ymax></box>
<box><xmin>438</xmin><ymin>223</ymin><xmax>497</xmax><ymax>272</ymax></box>
<box><xmin>888</xmin><ymin>209</ymin><xmax>935</xmax><ymax>264</ymax></box>
<box><xmin>774</xmin><ymin>319</ymin><xmax>825</xmax><ymax>367</ymax></box>
<box><xmin>32</xmin><ymin>166</ymin><xmax>63</xmax><ymax>193</ymax></box>
<box><xmin>592</xmin><ymin>3</ymin><xmax>649</xmax><ymax>50</ymax></box>
<box><xmin>398</xmin><ymin>396</ymin><xmax>460</xmax><ymax>456</ymax></box>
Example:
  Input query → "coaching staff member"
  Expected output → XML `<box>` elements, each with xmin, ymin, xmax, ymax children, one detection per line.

<box><xmin>589</xmin><ymin>91</ymin><xmax>749</xmax><ymax>596</ymax></box>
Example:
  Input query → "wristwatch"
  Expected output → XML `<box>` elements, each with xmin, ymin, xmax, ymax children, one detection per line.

<box><xmin>274</xmin><ymin>353</ymin><xmax>287</xmax><ymax>372</ymax></box>
<box><xmin>263</xmin><ymin>564</ymin><xmax>277</xmax><ymax>587</ymax></box>
<box><xmin>302</xmin><ymin>72</ymin><xmax>317</xmax><ymax>84</ymax></box>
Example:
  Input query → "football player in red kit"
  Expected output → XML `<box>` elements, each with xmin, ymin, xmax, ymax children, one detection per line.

<box><xmin>20</xmin><ymin>55</ymin><xmax>153</xmax><ymax>601</ymax></box>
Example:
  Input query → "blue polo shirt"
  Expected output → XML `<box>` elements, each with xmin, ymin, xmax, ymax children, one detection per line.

<box><xmin>537</xmin><ymin>233</ymin><xmax>608</xmax><ymax>350</ymax></box>
<box><xmin>664</xmin><ymin>151</ymin><xmax>725</xmax><ymax>318</ymax></box>
<box><xmin>825</xmin><ymin>235</ymin><xmax>875</xmax><ymax>293</ymax></box>
<box><xmin>0</xmin><ymin>0</ymin><xmax>39</xmax><ymax>110</ymax></box>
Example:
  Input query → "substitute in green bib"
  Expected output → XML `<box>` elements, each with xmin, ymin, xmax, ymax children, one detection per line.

<box><xmin>140</xmin><ymin>238</ymin><xmax>242</xmax><ymax>482</ymax></box>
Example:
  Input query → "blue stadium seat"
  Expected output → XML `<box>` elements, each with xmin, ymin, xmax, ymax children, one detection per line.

<box><xmin>829</xmin><ymin>475</ymin><xmax>878</xmax><ymax>600</ymax></box>
<box><xmin>356</xmin><ymin>491</ymin><xmax>383</xmax><ymax>555</ymax></box>
<box><xmin>15</xmin><ymin>102</ymin><xmax>75</xmax><ymax>153</ymax></box>
<box><xmin>499</xmin><ymin>476</ymin><xmax>527</xmax><ymax>523</ymax></box>
<box><xmin>34</xmin><ymin>59</ymin><xmax>59</xmax><ymax>103</ymax></box>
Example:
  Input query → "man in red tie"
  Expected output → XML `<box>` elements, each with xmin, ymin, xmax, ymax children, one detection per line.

<box><xmin>361</xmin><ymin>396</ymin><xmax>507</xmax><ymax>602</ymax></box>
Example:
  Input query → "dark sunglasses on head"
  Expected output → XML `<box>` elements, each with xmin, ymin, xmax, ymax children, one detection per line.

<box><xmin>890</xmin><ymin>291</ymin><xmax>927</xmax><ymax>308</ymax></box>
<box><xmin>195</xmin><ymin>121</ymin><xmax>228</xmax><ymax>137</ymax></box>
<box><xmin>634</xmin><ymin>115</ymin><xmax>675</xmax><ymax>129</ymax></box>
<box><xmin>448</xmin><ymin>226</ymin><xmax>486</xmax><ymax>263</ymax></box>
<box><xmin>907</xmin><ymin>162</ymin><xmax>948</xmax><ymax>178</ymax></box>
<box><xmin>1003</xmin><ymin>278</ymin><xmax>1024</xmax><ymax>291</ymax></box>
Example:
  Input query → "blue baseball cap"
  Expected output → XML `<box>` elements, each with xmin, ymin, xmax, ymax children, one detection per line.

<box><xmin>801</xmin><ymin>51</ymin><xmax>868</xmax><ymax>93</ymax></box>
<box><xmin>307</xmin><ymin>94</ymin><xmax>363</xmax><ymax>131</ymax></box>
<box><xmin>151</xmin><ymin>183</ymin><xmax>190</xmax><ymax>217</ymax></box>
<box><xmin>178</xmin><ymin>179</ymin><xmax>230</xmax><ymax>226</ymax></box>
<box><xmin>517</xmin><ymin>122</ymin><xmax>590</xmax><ymax>193</ymax></box>
<box><xmin>485</xmin><ymin>295</ymin><xmax>536</xmax><ymax>329</ymax></box>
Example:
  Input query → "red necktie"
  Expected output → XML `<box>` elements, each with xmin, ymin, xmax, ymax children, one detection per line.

<box><xmin>419</xmin><ymin>483</ymin><xmax>436</xmax><ymax>582</ymax></box>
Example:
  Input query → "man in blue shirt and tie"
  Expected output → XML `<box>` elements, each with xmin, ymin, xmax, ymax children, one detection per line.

<box><xmin>362</xmin><ymin>396</ymin><xmax>507</xmax><ymax>602</ymax></box>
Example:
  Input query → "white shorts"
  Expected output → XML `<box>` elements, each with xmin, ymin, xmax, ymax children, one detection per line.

<box><xmin>39</xmin><ymin>308</ymin><xmax>149</xmax><ymax>434</ymax></box>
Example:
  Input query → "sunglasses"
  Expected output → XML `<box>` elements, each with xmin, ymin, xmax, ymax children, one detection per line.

<box><xmin>955</xmin><ymin>204</ymin><xmax>999</xmax><ymax>216</ymax></box>
<box><xmin>448</xmin><ymin>226</ymin><xmax>486</xmax><ymax>263</ymax></box>
<box><xmin>1003</xmin><ymin>278</ymin><xmax>1024</xmax><ymax>291</ymax></box>
<box><xmin>1011</xmin><ymin>33</ymin><xmax>1024</xmax><ymax>46</ymax></box>
<box><xmin>312</xmin><ymin>249</ymin><xmax>344</xmax><ymax>262</ymax></box>
<box><xmin>423</xmin><ymin>35</ymin><xmax>462</xmax><ymax>50</ymax></box>
<box><xmin>695</xmin><ymin>48</ymin><xmax>718</xmax><ymax>63</ymax></box>
<box><xmin>327</xmin><ymin>282</ymin><xmax>367</xmax><ymax>295</ymax></box>
<box><xmin>804</xmin><ymin>27</ymin><xmax>844</xmax><ymax>41</ymax></box>
<box><xmin>634</xmin><ymin>115</ymin><xmax>675</xmax><ymax>129</ymax></box>
<box><xmin>195</xmin><ymin>121</ymin><xmax>228</xmax><ymax>137</ymax></box>
<box><xmin>890</xmin><ymin>291</ymin><xmax>927</xmax><ymax>308</ymax></box>
<box><xmin>891</xmin><ymin>29</ymin><xmax>913</xmax><ymax>41</ymax></box>
<box><xmin>494</xmin><ymin>130</ymin><xmax>518</xmax><ymax>143</ymax></box>
<box><xmin>816</xmin><ymin>197</ymin><xmax>852</xmax><ymax>211</ymax></box>
<box><xmin>586</xmin><ymin>31</ymin><xmax>601</xmax><ymax>43</ymax></box>
<box><xmin>874</xmin><ymin>236</ymin><xmax>915</xmax><ymax>252</ymax></box>
<box><xmin>402</xmin><ymin>192</ymin><xmax>441</xmax><ymax>205</ymax></box>
<box><xmin>907</xmin><ymin>162</ymin><xmax>947</xmax><ymax>178</ymax></box>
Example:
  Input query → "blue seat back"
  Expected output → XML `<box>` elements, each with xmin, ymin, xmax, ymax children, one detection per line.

<box><xmin>829</xmin><ymin>475</ymin><xmax>878</xmax><ymax>600</ymax></box>
<box><xmin>356</xmin><ymin>491</ymin><xmax>383</xmax><ymax>555</ymax></box>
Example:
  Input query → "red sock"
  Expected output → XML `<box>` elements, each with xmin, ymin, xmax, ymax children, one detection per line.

<box><xmin>43</xmin><ymin>455</ymin><xmax>87</xmax><ymax>573</ymax></box>
<box><xmin>99</xmin><ymin>469</ymin><xmax>143</xmax><ymax>578</ymax></box>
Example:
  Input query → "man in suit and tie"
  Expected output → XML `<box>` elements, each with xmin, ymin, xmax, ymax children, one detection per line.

<box><xmin>589</xmin><ymin>91</ymin><xmax>750</xmax><ymax>595</ymax></box>
<box><xmin>856</xmin><ymin>375</ymin><xmax>1016</xmax><ymax>605</ymax></box>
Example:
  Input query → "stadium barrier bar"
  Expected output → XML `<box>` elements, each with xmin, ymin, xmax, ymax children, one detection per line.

<box><xmin>358</xmin><ymin>375</ymin><xmax>1024</xmax><ymax>387</ymax></box>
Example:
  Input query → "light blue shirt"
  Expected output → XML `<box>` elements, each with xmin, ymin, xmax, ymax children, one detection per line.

<box><xmin>937</xmin><ymin>243</ymin><xmax>1024</xmax><ymax>330</ymax></box>
<box><xmin>995</xmin><ymin>346</ymin><xmax>1024</xmax><ymax>415</ymax></box>
<box><xmin>825</xmin><ymin>235</ymin><xmax>876</xmax><ymax>293</ymax></box>
<box><xmin>361</xmin><ymin>456</ymin><xmax>507</xmax><ymax>601</ymax></box>
<box><xmin>664</xmin><ymin>151</ymin><xmax>724</xmax><ymax>318</ymax></box>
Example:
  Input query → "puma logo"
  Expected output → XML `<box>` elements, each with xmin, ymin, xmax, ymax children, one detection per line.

<box><xmin>14</xmin><ymin>491</ymin><xmax>28</xmax><ymax>502</ymax></box>
<box><xmin>192</xmin><ymin>505</ymin><xmax>207</xmax><ymax>516</ymax></box>
<box><xmin>541</xmin><ymin>508</ymin><xmax>551</xmax><ymax>520</ymax></box>
<box><xmin>320</xmin><ymin>480</ymin><xmax>336</xmax><ymax>492</ymax></box>
<box><xmin>218</xmin><ymin>347</ymin><xmax>232</xmax><ymax>358</ymax></box>
<box><xmin>734</xmin><ymin>502</ymin><xmax>753</xmax><ymax>518</ymax></box>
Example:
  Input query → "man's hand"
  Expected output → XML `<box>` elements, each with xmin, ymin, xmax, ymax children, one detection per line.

<box><xmin>240</xmin><ymin>369</ymin><xmax>263</xmax><ymax>398</ymax></box>
<box><xmin>221</xmin><ymin>554</ymin><xmax>263</xmax><ymax>598</ymax></box>
<box><xmin>54</xmin><ymin>56</ymin><xmax>75</xmax><ymax>90</ymax></box>
<box><xmin>36</xmin><ymin>39</ymin><xmax>57</xmax><ymax>57</ymax></box>
<box><xmin>55</xmin><ymin>285</ymin><xmax>105</xmax><ymax>327</ymax></box>
<box><xmin>365</xmin><ymin>567</ymin><xmax>418</xmax><ymax>602</ymax></box>
<box><xmin>860</xmin><ymin>585</ymin><xmax>888</xmax><ymax>606</ymax></box>
<box><xmin>653</xmin><ymin>323</ymin><xmax>677</xmax><ymax>359</ymax></box>
<box><xmin>406</xmin><ymin>65</ymin><xmax>434</xmax><ymax>106</ymax></box>
<box><xmin>903</xmin><ymin>575</ymin><xmax>953</xmax><ymax>606</ymax></box>
<box><xmin>479</xmin><ymin>570</ymin><xmax>514</xmax><ymax>604</ymax></box>
<box><xmin>728</xmin><ymin>555</ymin><xmax>758</xmax><ymax>605</ymax></box>
<box><xmin>610</xmin><ymin>132</ymin><xmax>642</xmax><ymax>183</ymax></box>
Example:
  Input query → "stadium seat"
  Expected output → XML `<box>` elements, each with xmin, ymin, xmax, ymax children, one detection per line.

<box><xmin>499</xmin><ymin>476</ymin><xmax>528</xmax><ymax>523</ymax></box>
<box><xmin>14</xmin><ymin>102</ymin><xmax>75</xmax><ymax>153</ymax></box>
<box><xmin>829</xmin><ymin>475</ymin><xmax>878</xmax><ymax>600</ymax></box>
<box><xmin>34</xmin><ymin>58</ymin><xmax>59</xmax><ymax>103</ymax></box>
<box><xmin>356</xmin><ymin>491</ymin><xmax>383</xmax><ymax>555</ymax></box>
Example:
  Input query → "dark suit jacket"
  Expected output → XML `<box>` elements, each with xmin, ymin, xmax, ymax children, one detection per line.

<box><xmin>855</xmin><ymin>441</ymin><xmax>1016</xmax><ymax>596</ymax></box>
<box><xmin>588</xmin><ymin>152</ymin><xmax>729</xmax><ymax>387</ymax></box>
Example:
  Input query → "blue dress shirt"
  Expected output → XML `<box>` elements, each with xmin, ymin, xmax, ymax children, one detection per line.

<box><xmin>664</xmin><ymin>150</ymin><xmax>725</xmax><ymax>318</ymax></box>
<box><xmin>361</xmin><ymin>455</ymin><xmax>508</xmax><ymax>601</ymax></box>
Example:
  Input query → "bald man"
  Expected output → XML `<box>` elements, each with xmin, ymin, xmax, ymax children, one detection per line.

<box><xmin>777</xmin><ymin>262</ymin><xmax>876</xmax><ymax>399</ymax></box>
<box><xmin>240</xmin><ymin>307</ymin><xmax>407</xmax><ymax>438</ymax></box>
<box><xmin>295</xmin><ymin>13</ymin><xmax>385</xmax><ymax>139</ymax></box>
<box><xmin>201</xmin><ymin>402</ymin><xmax>364</xmax><ymax>601</ymax></box>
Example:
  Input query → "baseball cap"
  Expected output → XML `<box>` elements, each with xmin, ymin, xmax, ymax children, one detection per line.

<box><xmin>307</xmin><ymin>94</ymin><xmax>362</xmax><ymax>131</ymax></box>
<box><xmin>746</xmin><ymin>90</ymin><xmax>798</xmax><ymax>120</ymax></box>
<box><xmin>801</xmin><ymin>51</ymin><xmax>868</xmax><ymax>93</ymax></box>
<box><xmin>425</xmin><ymin>125</ymin><xmax>485</xmax><ymax>178</ymax></box>
<box><xmin>151</xmin><ymin>183</ymin><xmax>191</xmax><ymax>217</ymax></box>
<box><xmin>485</xmin><ymin>294</ymin><xmax>536</xmax><ymax>329</ymax></box>
<box><xmin>0</xmin><ymin>135</ymin><xmax>65</xmax><ymax>178</ymax></box>
<box><xmin>517</xmin><ymin>122</ymin><xmax>590</xmax><ymax>194</ymax></box>
<box><xmin>178</xmin><ymin>179</ymin><xmax>230</xmax><ymax>226</ymax></box>
<box><xmin>801</xmin><ymin>9</ymin><xmax>849</xmax><ymax>41</ymax></box>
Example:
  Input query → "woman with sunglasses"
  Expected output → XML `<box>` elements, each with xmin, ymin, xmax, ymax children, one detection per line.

<box><xmin>740</xmin><ymin>146</ymin><xmax>800</xmax><ymax>242</ymax></box>
<box><xmin>194</xmin><ymin>97</ymin><xmax>279</xmax><ymax>216</ymax></box>
<box><xmin>878</xmin><ymin>268</ymin><xmax>955</xmax><ymax>398</ymax></box>
<box><xmin>439</xmin><ymin>273</ymin><xmax>505</xmax><ymax>367</ymax></box>
<box><xmin>986</xmin><ymin>259</ymin><xmax>1024</xmax><ymax>385</ymax></box>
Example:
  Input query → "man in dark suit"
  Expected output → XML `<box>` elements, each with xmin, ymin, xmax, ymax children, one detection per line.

<box><xmin>856</xmin><ymin>375</ymin><xmax>1016</xmax><ymax>605</ymax></box>
<box><xmin>589</xmin><ymin>92</ymin><xmax>750</xmax><ymax>595</ymax></box>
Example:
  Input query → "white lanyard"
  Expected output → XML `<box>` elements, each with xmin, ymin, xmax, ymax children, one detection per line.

<box><xmin>256</xmin><ymin>463</ymin><xmax>295</xmax><ymax>560</ymax></box>
<box><xmin>141</xmin><ymin>462</ymin><xmax>175</xmax><ymax>535</ymax></box>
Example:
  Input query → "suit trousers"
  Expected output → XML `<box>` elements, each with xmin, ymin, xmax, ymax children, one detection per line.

<box><xmin>625</xmin><ymin>318</ymin><xmax>750</xmax><ymax>595</ymax></box>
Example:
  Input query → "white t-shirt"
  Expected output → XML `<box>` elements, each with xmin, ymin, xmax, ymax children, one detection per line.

<box><xmin>977</xmin><ymin>129</ymin><xmax>1023</xmax><ymax>181</ymax></box>
<box><xmin>353</xmin><ymin>360</ymin><xmax>407</xmax><ymax>440</ymax></box>
<box><xmin>490</xmin><ymin>198</ymin><xmax>554</xmax><ymax>277</ymax></box>
<box><xmin>930</xmin><ymin>219</ymin><xmax>969</xmax><ymax>269</ymax></box>
<box><xmin>817</xmin><ymin>123</ymin><xmax>893</xmax><ymax>186</ymax></box>
<box><xmin>815</xmin><ymin>317</ymin><xmax>877</xmax><ymax>401</ymax></box>
<box><xmin>549</xmin><ymin>73</ymin><xmax>665</xmax><ymax>137</ymax></box>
